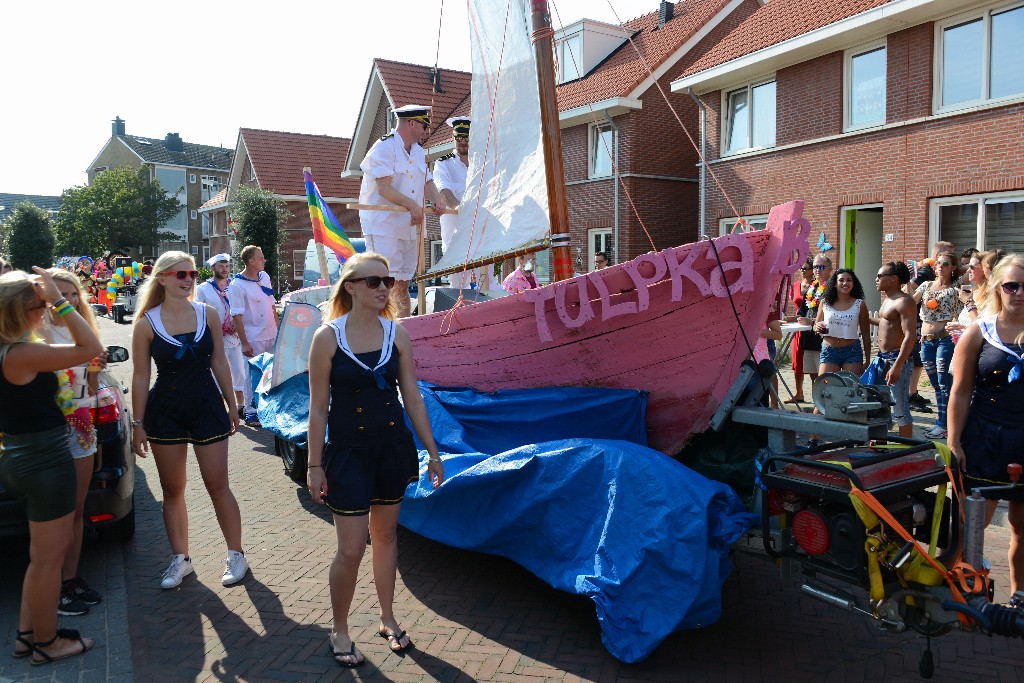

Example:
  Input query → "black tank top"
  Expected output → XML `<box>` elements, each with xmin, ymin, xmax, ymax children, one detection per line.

<box><xmin>145</xmin><ymin>303</ymin><xmax>217</xmax><ymax>397</ymax></box>
<box><xmin>972</xmin><ymin>338</ymin><xmax>1024</xmax><ymax>423</ymax></box>
<box><xmin>0</xmin><ymin>343</ymin><xmax>65</xmax><ymax>434</ymax></box>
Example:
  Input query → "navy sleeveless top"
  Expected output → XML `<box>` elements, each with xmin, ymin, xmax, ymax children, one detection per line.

<box><xmin>325</xmin><ymin>316</ymin><xmax>407</xmax><ymax>445</ymax></box>
<box><xmin>0</xmin><ymin>344</ymin><xmax>64</xmax><ymax>434</ymax></box>
<box><xmin>145</xmin><ymin>303</ymin><xmax>218</xmax><ymax>398</ymax></box>
<box><xmin>972</xmin><ymin>338</ymin><xmax>1024</xmax><ymax>423</ymax></box>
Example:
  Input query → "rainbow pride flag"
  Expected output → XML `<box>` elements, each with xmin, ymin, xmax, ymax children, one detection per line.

<box><xmin>304</xmin><ymin>170</ymin><xmax>356</xmax><ymax>264</ymax></box>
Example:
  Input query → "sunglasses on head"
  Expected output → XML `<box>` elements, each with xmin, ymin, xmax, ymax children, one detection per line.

<box><xmin>349</xmin><ymin>276</ymin><xmax>396</xmax><ymax>289</ymax></box>
<box><xmin>1000</xmin><ymin>281</ymin><xmax>1024</xmax><ymax>295</ymax></box>
<box><xmin>162</xmin><ymin>270</ymin><xmax>198</xmax><ymax>280</ymax></box>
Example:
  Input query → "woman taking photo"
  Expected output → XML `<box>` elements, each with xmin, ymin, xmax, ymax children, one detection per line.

<box><xmin>41</xmin><ymin>269</ymin><xmax>106</xmax><ymax>615</ymax></box>
<box><xmin>815</xmin><ymin>268</ymin><xmax>871</xmax><ymax>375</ymax></box>
<box><xmin>948</xmin><ymin>254</ymin><xmax>1024</xmax><ymax>598</ymax></box>
<box><xmin>913</xmin><ymin>253</ymin><xmax>962</xmax><ymax>439</ymax></box>
<box><xmin>1</xmin><ymin>267</ymin><xmax>102</xmax><ymax>664</ymax></box>
<box><xmin>131</xmin><ymin>252</ymin><xmax>244</xmax><ymax>590</ymax></box>
<box><xmin>306</xmin><ymin>252</ymin><xmax>444</xmax><ymax>667</ymax></box>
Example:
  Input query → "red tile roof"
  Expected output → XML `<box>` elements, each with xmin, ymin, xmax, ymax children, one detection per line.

<box><xmin>373</xmin><ymin>58</ymin><xmax>472</xmax><ymax>148</ymax></box>
<box><xmin>239</xmin><ymin>129</ymin><xmax>359</xmax><ymax>198</ymax></box>
<box><xmin>681</xmin><ymin>0</ymin><xmax>896</xmax><ymax>78</ymax></box>
<box><xmin>557</xmin><ymin>0</ymin><xmax>731</xmax><ymax>109</ymax></box>
<box><xmin>198</xmin><ymin>187</ymin><xmax>228</xmax><ymax>211</ymax></box>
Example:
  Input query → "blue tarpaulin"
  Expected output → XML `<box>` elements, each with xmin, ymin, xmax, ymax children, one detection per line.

<box><xmin>255</xmin><ymin>368</ymin><xmax>756</xmax><ymax>662</ymax></box>
<box><xmin>401</xmin><ymin>384</ymin><xmax>756</xmax><ymax>663</ymax></box>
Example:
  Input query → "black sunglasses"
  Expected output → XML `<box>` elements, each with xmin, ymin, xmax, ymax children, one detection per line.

<box><xmin>1000</xmin><ymin>281</ymin><xmax>1024</xmax><ymax>295</ymax></box>
<box><xmin>162</xmin><ymin>270</ymin><xmax>198</xmax><ymax>280</ymax></box>
<box><xmin>349</xmin><ymin>276</ymin><xmax>396</xmax><ymax>290</ymax></box>
<box><xmin>812</xmin><ymin>265</ymin><xmax>828</xmax><ymax>271</ymax></box>
<box><xmin>875</xmin><ymin>272</ymin><xmax>894</xmax><ymax>279</ymax></box>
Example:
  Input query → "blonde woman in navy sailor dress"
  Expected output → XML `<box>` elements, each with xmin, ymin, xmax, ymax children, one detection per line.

<box><xmin>130</xmin><ymin>252</ymin><xmax>246</xmax><ymax>591</ymax></box>
<box><xmin>306</xmin><ymin>252</ymin><xmax>444</xmax><ymax>667</ymax></box>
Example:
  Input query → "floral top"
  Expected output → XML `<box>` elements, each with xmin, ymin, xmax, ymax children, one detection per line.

<box><xmin>915</xmin><ymin>282</ymin><xmax>962</xmax><ymax>323</ymax></box>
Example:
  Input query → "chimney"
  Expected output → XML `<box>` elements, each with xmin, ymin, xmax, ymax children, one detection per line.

<box><xmin>658</xmin><ymin>0</ymin><xmax>674</xmax><ymax>27</ymax></box>
<box><xmin>112</xmin><ymin>116</ymin><xmax>126</xmax><ymax>137</ymax></box>
<box><xmin>164</xmin><ymin>132</ymin><xmax>184</xmax><ymax>152</ymax></box>
<box><xmin>429</xmin><ymin>67</ymin><xmax>444</xmax><ymax>93</ymax></box>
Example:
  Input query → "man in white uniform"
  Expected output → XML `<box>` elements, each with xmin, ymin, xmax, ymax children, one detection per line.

<box><xmin>195</xmin><ymin>253</ymin><xmax>247</xmax><ymax>419</ymax></box>
<box><xmin>230</xmin><ymin>245</ymin><xmax>278</xmax><ymax>426</ymax></box>
<box><xmin>359</xmin><ymin>104</ymin><xmax>448</xmax><ymax>317</ymax></box>
<box><xmin>434</xmin><ymin>116</ymin><xmax>489</xmax><ymax>290</ymax></box>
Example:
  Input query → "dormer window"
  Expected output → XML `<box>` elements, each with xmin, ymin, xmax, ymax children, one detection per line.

<box><xmin>559</xmin><ymin>34</ymin><xmax>582</xmax><ymax>83</ymax></box>
<box><xmin>554</xmin><ymin>20</ymin><xmax>632</xmax><ymax>86</ymax></box>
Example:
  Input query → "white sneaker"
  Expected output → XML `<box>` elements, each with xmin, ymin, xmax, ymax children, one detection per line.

<box><xmin>222</xmin><ymin>550</ymin><xmax>249</xmax><ymax>586</ymax></box>
<box><xmin>160</xmin><ymin>554</ymin><xmax>194</xmax><ymax>589</ymax></box>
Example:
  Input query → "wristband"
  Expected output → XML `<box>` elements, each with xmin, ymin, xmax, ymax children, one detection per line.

<box><xmin>131</xmin><ymin>419</ymin><xmax>144</xmax><ymax>427</ymax></box>
<box><xmin>54</xmin><ymin>301</ymin><xmax>75</xmax><ymax>317</ymax></box>
<box><xmin>52</xmin><ymin>297</ymin><xmax>68</xmax><ymax>309</ymax></box>
<box><xmin>308</xmin><ymin>464</ymin><xmax>321</xmax><ymax>468</ymax></box>
<box><xmin>428</xmin><ymin>457</ymin><xmax>443</xmax><ymax>464</ymax></box>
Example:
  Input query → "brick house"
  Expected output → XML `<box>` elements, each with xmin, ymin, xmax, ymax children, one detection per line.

<box><xmin>217</xmin><ymin>128</ymin><xmax>358</xmax><ymax>291</ymax></box>
<box><xmin>673</xmin><ymin>0</ymin><xmax>1024</xmax><ymax>310</ymax></box>
<box><xmin>86</xmin><ymin>117</ymin><xmax>233</xmax><ymax>260</ymax></box>
<box><xmin>342</xmin><ymin>0</ymin><xmax>761</xmax><ymax>280</ymax></box>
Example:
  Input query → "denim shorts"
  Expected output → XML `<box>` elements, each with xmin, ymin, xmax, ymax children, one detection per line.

<box><xmin>820</xmin><ymin>341</ymin><xmax>863</xmax><ymax>367</ymax></box>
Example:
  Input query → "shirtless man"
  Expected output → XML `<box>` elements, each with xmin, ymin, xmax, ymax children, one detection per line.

<box><xmin>874</xmin><ymin>261</ymin><xmax>918</xmax><ymax>437</ymax></box>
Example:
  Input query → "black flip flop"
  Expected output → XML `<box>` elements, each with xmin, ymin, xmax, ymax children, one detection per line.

<box><xmin>378</xmin><ymin>627</ymin><xmax>413</xmax><ymax>653</ymax></box>
<box><xmin>327</xmin><ymin>638</ymin><xmax>363</xmax><ymax>668</ymax></box>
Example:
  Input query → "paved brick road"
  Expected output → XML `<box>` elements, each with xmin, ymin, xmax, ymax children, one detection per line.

<box><xmin>2</xmin><ymin>315</ymin><xmax>1018</xmax><ymax>682</ymax></box>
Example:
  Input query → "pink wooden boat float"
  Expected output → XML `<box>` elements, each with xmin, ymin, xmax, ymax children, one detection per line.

<box><xmin>403</xmin><ymin>200</ymin><xmax>811</xmax><ymax>454</ymax></box>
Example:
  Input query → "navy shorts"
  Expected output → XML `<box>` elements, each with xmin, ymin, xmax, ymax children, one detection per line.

<box><xmin>322</xmin><ymin>430</ymin><xmax>419</xmax><ymax>516</ymax></box>
<box><xmin>820</xmin><ymin>341</ymin><xmax>864</xmax><ymax>367</ymax></box>
<box><xmin>0</xmin><ymin>425</ymin><xmax>76</xmax><ymax>522</ymax></box>
<box><xmin>144</xmin><ymin>387</ymin><xmax>231</xmax><ymax>446</ymax></box>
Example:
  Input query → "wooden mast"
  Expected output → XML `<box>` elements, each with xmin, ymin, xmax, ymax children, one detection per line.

<box><xmin>529</xmin><ymin>0</ymin><xmax>573</xmax><ymax>282</ymax></box>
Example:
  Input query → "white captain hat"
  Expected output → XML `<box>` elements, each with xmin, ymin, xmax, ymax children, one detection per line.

<box><xmin>393</xmin><ymin>104</ymin><xmax>431</xmax><ymax>124</ymax></box>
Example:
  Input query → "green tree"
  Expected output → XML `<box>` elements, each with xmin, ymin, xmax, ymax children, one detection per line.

<box><xmin>230</xmin><ymin>185</ymin><xmax>290</xmax><ymax>286</ymax></box>
<box><xmin>7</xmin><ymin>202</ymin><xmax>55</xmax><ymax>270</ymax></box>
<box><xmin>55</xmin><ymin>166</ymin><xmax>182</xmax><ymax>256</ymax></box>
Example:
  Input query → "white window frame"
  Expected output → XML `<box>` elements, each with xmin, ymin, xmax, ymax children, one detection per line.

<box><xmin>558</xmin><ymin>33</ymin><xmax>583</xmax><ymax>83</ymax></box>
<box><xmin>189</xmin><ymin>174</ymin><xmax>197</xmax><ymax>184</ymax></box>
<box><xmin>929</xmin><ymin>190</ymin><xmax>1024</xmax><ymax>250</ymax></box>
<box><xmin>718</xmin><ymin>214</ymin><xmax>769</xmax><ymax>236</ymax></box>
<box><xmin>292</xmin><ymin>249</ymin><xmax>306</xmax><ymax>282</ymax></box>
<box><xmin>844</xmin><ymin>40</ymin><xmax>887</xmax><ymax>131</ymax></box>
<box><xmin>190</xmin><ymin>209</ymin><xmax>198</xmax><ymax>220</ymax></box>
<box><xmin>589</xmin><ymin>123</ymin><xmax>615</xmax><ymax>179</ymax></box>
<box><xmin>934</xmin><ymin>1</ymin><xmax>1024</xmax><ymax>114</ymax></box>
<box><xmin>721</xmin><ymin>77</ymin><xmax>777</xmax><ymax>156</ymax></box>
<box><xmin>202</xmin><ymin>245</ymin><xmax>210</xmax><ymax>263</ymax></box>
<box><xmin>587</xmin><ymin>227</ymin><xmax>613</xmax><ymax>271</ymax></box>
<box><xmin>201</xmin><ymin>213</ymin><xmax>210</xmax><ymax>238</ymax></box>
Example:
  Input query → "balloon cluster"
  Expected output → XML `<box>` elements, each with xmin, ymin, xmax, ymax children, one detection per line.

<box><xmin>106</xmin><ymin>261</ymin><xmax>143</xmax><ymax>297</ymax></box>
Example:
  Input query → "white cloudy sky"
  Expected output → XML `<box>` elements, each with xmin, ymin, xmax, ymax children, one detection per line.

<box><xmin>2</xmin><ymin>0</ymin><xmax>660</xmax><ymax>196</ymax></box>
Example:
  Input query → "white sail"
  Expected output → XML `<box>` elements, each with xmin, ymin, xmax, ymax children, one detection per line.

<box><xmin>427</xmin><ymin>0</ymin><xmax>550</xmax><ymax>276</ymax></box>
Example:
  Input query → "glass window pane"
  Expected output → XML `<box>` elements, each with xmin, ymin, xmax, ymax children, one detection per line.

<box><xmin>751</xmin><ymin>81</ymin><xmax>776</xmax><ymax>147</ymax></box>
<box><xmin>985</xmin><ymin>200</ymin><xmax>1024</xmax><ymax>253</ymax></box>
<box><xmin>938</xmin><ymin>203</ymin><xmax>979</xmax><ymax>252</ymax></box>
<box><xmin>942</xmin><ymin>19</ymin><xmax>983</xmax><ymax>106</ymax></box>
<box><xmin>726</xmin><ymin>88</ymin><xmax>749</xmax><ymax>152</ymax></box>
<box><xmin>592</xmin><ymin>125</ymin><xmax>613</xmax><ymax>177</ymax></box>
<box><xmin>991</xmin><ymin>6</ymin><xmax>1024</xmax><ymax>99</ymax></box>
<box><xmin>562</xmin><ymin>36</ymin><xmax>581</xmax><ymax>82</ymax></box>
<box><xmin>850</xmin><ymin>47</ymin><xmax>886</xmax><ymax>126</ymax></box>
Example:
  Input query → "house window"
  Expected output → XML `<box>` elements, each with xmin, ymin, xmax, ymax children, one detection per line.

<box><xmin>203</xmin><ymin>245</ymin><xmax>210</xmax><ymax>263</ymax></box>
<box><xmin>429</xmin><ymin>240</ymin><xmax>449</xmax><ymax>285</ymax></box>
<box><xmin>558</xmin><ymin>34</ymin><xmax>582</xmax><ymax>83</ymax></box>
<box><xmin>293</xmin><ymin>250</ymin><xmax>307</xmax><ymax>282</ymax></box>
<box><xmin>724</xmin><ymin>79</ymin><xmax>776</xmax><ymax>155</ymax></box>
<box><xmin>201</xmin><ymin>175</ymin><xmax>222</xmax><ymax>202</ymax></box>
<box><xmin>191</xmin><ymin>245</ymin><xmax>199</xmax><ymax>255</ymax></box>
<box><xmin>202</xmin><ymin>214</ymin><xmax>210</xmax><ymax>238</ymax></box>
<box><xmin>845</xmin><ymin>42</ymin><xmax>886</xmax><ymax>130</ymax></box>
<box><xmin>588</xmin><ymin>228</ymin><xmax>612</xmax><ymax>271</ymax></box>
<box><xmin>190</xmin><ymin>210</ymin><xmax>198</xmax><ymax>220</ymax></box>
<box><xmin>590</xmin><ymin>123</ymin><xmax>614</xmax><ymax>179</ymax></box>
<box><xmin>189</xmin><ymin>174</ymin><xmax>197</xmax><ymax>184</ymax></box>
<box><xmin>937</xmin><ymin>3</ymin><xmax>1024</xmax><ymax>111</ymax></box>
<box><xmin>718</xmin><ymin>214</ymin><xmax>769</xmax><ymax>236</ymax></box>
<box><xmin>931</xmin><ymin>191</ymin><xmax>1024</xmax><ymax>253</ymax></box>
